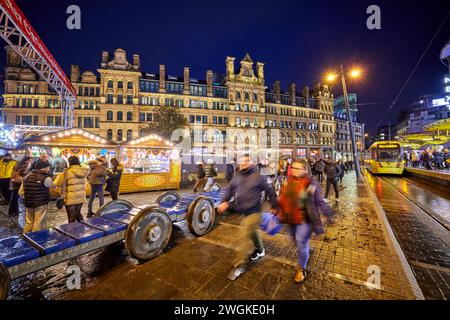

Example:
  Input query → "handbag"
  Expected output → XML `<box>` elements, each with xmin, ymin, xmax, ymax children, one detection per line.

<box><xmin>56</xmin><ymin>169</ymin><xmax>67</xmax><ymax>209</ymax></box>
<box><xmin>260</xmin><ymin>212</ymin><xmax>282</xmax><ymax>236</ymax></box>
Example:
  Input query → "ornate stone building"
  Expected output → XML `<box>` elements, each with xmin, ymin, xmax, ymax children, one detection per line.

<box><xmin>1</xmin><ymin>46</ymin><xmax>336</xmax><ymax>159</ymax></box>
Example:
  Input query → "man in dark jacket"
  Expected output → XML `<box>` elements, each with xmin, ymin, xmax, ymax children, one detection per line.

<box><xmin>19</xmin><ymin>160</ymin><xmax>56</xmax><ymax>233</ymax></box>
<box><xmin>315</xmin><ymin>159</ymin><xmax>325</xmax><ymax>183</ymax></box>
<box><xmin>226</xmin><ymin>161</ymin><xmax>235</xmax><ymax>183</ymax></box>
<box><xmin>106</xmin><ymin>158</ymin><xmax>123</xmax><ymax>200</ymax></box>
<box><xmin>218</xmin><ymin>154</ymin><xmax>279</xmax><ymax>280</ymax></box>
<box><xmin>193</xmin><ymin>161</ymin><xmax>205</xmax><ymax>192</ymax></box>
<box><xmin>87</xmin><ymin>157</ymin><xmax>107</xmax><ymax>217</ymax></box>
<box><xmin>324</xmin><ymin>159</ymin><xmax>342</xmax><ymax>201</ymax></box>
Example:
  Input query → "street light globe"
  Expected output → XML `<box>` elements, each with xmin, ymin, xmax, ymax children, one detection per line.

<box><xmin>350</xmin><ymin>69</ymin><xmax>361</xmax><ymax>78</ymax></box>
<box><xmin>326</xmin><ymin>74</ymin><xmax>337</xmax><ymax>82</ymax></box>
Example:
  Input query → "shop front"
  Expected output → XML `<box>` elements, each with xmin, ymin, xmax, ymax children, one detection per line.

<box><xmin>119</xmin><ymin>134</ymin><xmax>181</xmax><ymax>193</ymax></box>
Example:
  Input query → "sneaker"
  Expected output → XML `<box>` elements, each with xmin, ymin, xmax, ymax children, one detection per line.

<box><xmin>250</xmin><ymin>248</ymin><xmax>266</xmax><ymax>261</ymax></box>
<box><xmin>227</xmin><ymin>265</ymin><xmax>247</xmax><ymax>281</ymax></box>
<box><xmin>294</xmin><ymin>268</ymin><xmax>307</xmax><ymax>284</ymax></box>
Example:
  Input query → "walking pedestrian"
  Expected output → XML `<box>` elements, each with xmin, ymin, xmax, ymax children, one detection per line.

<box><xmin>337</xmin><ymin>160</ymin><xmax>345</xmax><ymax>184</ymax></box>
<box><xmin>226</xmin><ymin>160</ymin><xmax>235</xmax><ymax>183</ymax></box>
<box><xmin>217</xmin><ymin>154</ymin><xmax>279</xmax><ymax>280</ymax></box>
<box><xmin>54</xmin><ymin>156</ymin><xmax>89</xmax><ymax>223</ymax></box>
<box><xmin>193</xmin><ymin>161</ymin><xmax>205</xmax><ymax>192</ymax></box>
<box><xmin>106</xmin><ymin>158</ymin><xmax>124</xmax><ymax>200</ymax></box>
<box><xmin>433</xmin><ymin>149</ymin><xmax>444</xmax><ymax>170</ymax></box>
<box><xmin>315</xmin><ymin>159</ymin><xmax>325</xmax><ymax>183</ymax></box>
<box><xmin>277</xmin><ymin>159</ymin><xmax>333</xmax><ymax>283</ymax></box>
<box><xmin>443</xmin><ymin>149</ymin><xmax>450</xmax><ymax>169</ymax></box>
<box><xmin>324</xmin><ymin>159</ymin><xmax>342</xmax><ymax>201</ymax></box>
<box><xmin>20</xmin><ymin>160</ymin><xmax>56</xmax><ymax>233</ymax></box>
<box><xmin>0</xmin><ymin>153</ymin><xmax>17</xmax><ymax>205</ymax></box>
<box><xmin>8</xmin><ymin>156</ymin><xmax>33</xmax><ymax>218</ymax></box>
<box><xmin>203</xmin><ymin>159</ymin><xmax>217</xmax><ymax>192</ymax></box>
<box><xmin>87</xmin><ymin>157</ymin><xmax>107</xmax><ymax>217</ymax></box>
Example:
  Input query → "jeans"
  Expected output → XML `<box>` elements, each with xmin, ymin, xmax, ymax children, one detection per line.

<box><xmin>18</xmin><ymin>197</ymin><xmax>26</xmax><ymax>229</ymax></box>
<box><xmin>8</xmin><ymin>189</ymin><xmax>19</xmax><ymax>216</ymax></box>
<box><xmin>291</xmin><ymin>223</ymin><xmax>312</xmax><ymax>269</ymax></box>
<box><xmin>325</xmin><ymin>178</ymin><xmax>339</xmax><ymax>199</ymax></box>
<box><xmin>235</xmin><ymin>212</ymin><xmax>264</xmax><ymax>267</ymax></box>
<box><xmin>0</xmin><ymin>178</ymin><xmax>11</xmax><ymax>204</ymax></box>
<box><xmin>193</xmin><ymin>177</ymin><xmax>204</xmax><ymax>192</ymax></box>
<box><xmin>88</xmin><ymin>184</ymin><xmax>104</xmax><ymax>214</ymax></box>
<box><xmin>66</xmin><ymin>203</ymin><xmax>84</xmax><ymax>223</ymax></box>
<box><xmin>24</xmin><ymin>204</ymin><xmax>48</xmax><ymax>233</ymax></box>
<box><xmin>204</xmin><ymin>177</ymin><xmax>215</xmax><ymax>192</ymax></box>
<box><xmin>110</xmin><ymin>191</ymin><xmax>118</xmax><ymax>200</ymax></box>
<box><xmin>317</xmin><ymin>172</ymin><xmax>323</xmax><ymax>183</ymax></box>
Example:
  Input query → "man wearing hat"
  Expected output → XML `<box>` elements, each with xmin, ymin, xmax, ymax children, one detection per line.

<box><xmin>19</xmin><ymin>160</ymin><xmax>56</xmax><ymax>233</ymax></box>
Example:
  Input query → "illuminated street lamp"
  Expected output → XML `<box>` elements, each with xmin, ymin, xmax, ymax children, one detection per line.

<box><xmin>326</xmin><ymin>66</ymin><xmax>363</xmax><ymax>180</ymax></box>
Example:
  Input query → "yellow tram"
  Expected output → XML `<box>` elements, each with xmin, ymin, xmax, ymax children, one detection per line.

<box><xmin>365</xmin><ymin>141</ymin><xmax>405</xmax><ymax>175</ymax></box>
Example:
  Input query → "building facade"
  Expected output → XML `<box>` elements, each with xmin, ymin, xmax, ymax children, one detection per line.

<box><xmin>333</xmin><ymin>94</ymin><xmax>365</xmax><ymax>160</ymax></box>
<box><xmin>1</xmin><ymin>47</ymin><xmax>336</xmax><ymax>160</ymax></box>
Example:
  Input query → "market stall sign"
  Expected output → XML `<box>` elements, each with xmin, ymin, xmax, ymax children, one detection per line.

<box><xmin>134</xmin><ymin>175</ymin><xmax>166</xmax><ymax>188</ymax></box>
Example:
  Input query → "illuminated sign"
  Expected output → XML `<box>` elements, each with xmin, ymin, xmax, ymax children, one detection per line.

<box><xmin>0</xmin><ymin>0</ymin><xmax>76</xmax><ymax>97</ymax></box>
<box><xmin>432</xmin><ymin>98</ymin><xmax>448</xmax><ymax>107</ymax></box>
<box><xmin>135</xmin><ymin>175</ymin><xmax>166</xmax><ymax>188</ymax></box>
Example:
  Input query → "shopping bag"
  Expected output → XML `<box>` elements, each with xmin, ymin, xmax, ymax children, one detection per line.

<box><xmin>260</xmin><ymin>212</ymin><xmax>282</xmax><ymax>236</ymax></box>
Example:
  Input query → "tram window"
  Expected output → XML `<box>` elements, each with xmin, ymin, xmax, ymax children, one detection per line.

<box><xmin>377</xmin><ymin>148</ymin><xmax>401</xmax><ymax>161</ymax></box>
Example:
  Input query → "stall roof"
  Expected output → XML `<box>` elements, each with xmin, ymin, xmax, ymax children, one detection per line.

<box><xmin>22</xmin><ymin>128</ymin><xmax>117</xmax><ymax>149</ymax></box>
<box><xmin>120</xmin><ymin>133</ymin><xmax>175</xmax><ymax>149</ymax></box>
<box><xmin>424</xmin><ymin>118</ymin><xmax>450</xmax><ymax>131</ymax></box>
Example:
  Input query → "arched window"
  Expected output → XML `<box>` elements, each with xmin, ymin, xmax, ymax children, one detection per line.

<box><xmin>244</xmin><ymin>91</ymin><xmax>250</xmax><ymax>101</ymax></box>
<box><xmin>118</xmin><ymin>81</ymin><xmax>123</xmax><ymax>89</ymax></box>
<box><xmin>139</xmin><ymin>129</ymin><xmax>145</xmax><ymax>137</ymax></box>
<box><xmin>127</xmin><ymin>130</ymin><xmax>132</xmax><ymax>141</ymax></box>
<box><xmin>107</xmin><ymin>80</ymin><xmax>113</xmax><ymax>88</ymax></box>
<box><xmin>107</xmin><ymin>111</ymin><xmax>113</xmax><ymax>121</ymax></box>
<box><xmin>281</xmin><ymin>132</ymin><xmax>287</xmax><ymax>144</ymax></box>
<box><xmin>107</xmin><ymin>129</ymin><xmax>112</xmax><ymax>140</ymax></box>
<box><xmin>117</xmin><ymin>129</ymin><xmax>123</xmax><ymax>142</ymax></box>
<box><xmin>127</xmin><ymin>111</ymin><xmax>133</xmax><ymax>121</ymax></box>
<box><xmin>117</xmin><ymin>111</ymin><xmax>123</xmax><ymax>121</ymax></box>
<box><xmin>301</xmin><ymin>134</ymin><xmax>306</xmax><ymax>145</ymax></box>
<box><xmin>127</xmin><ymin>81</ymin><xmax>133</xmax><ymax>89</ymax></box>
<box><xmin>235</xmin><ymin>91</ymin><xmax>241</xmax><ymax>100</ymax></box>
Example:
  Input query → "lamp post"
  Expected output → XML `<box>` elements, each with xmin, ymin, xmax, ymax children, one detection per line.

<box><xmin>326</xmin><ymin>66</ymin><xmax>362</xmax><ymax>180</ymax></box>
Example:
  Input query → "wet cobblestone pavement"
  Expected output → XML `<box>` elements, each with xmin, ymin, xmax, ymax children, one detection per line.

<box><xmin>365</xmin><ymin>171</ymin><xmax>450</xmax><ymax>300</ymax></box>
<box><xmin>0</xmin><ymin>173</ymin><xmax>419</xmax><ymax>300</ymax></box>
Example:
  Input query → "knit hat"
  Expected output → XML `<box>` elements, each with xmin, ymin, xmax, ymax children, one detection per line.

<box><xmin>33</xmin><ymin>160</ymin><xmax>51</xmax><ymax>170</ymax></box>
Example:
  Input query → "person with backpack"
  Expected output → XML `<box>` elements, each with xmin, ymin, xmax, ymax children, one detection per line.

<box><xmin>54</xmin><ymin>156</ymin><xmax>89</xmax><ymax>223</ymax></box>
<box><xmin>19</xmin><ymin>160</ymin><xmax>56</xmax><ymax>233</ymax></box>
<box><xmin>277</xmin><ymin>159</ymin><xmax>333</xmax><ymax>283</ymax></box>
<box><xmin>87</xmin><ymin>157</ymin><xmax>107</xmax><ymax>217</ymax></box>
<box><xmin>217</xmin><ymin>154</ymin><xmax>279</xmax><ymax>281</ymax></box>
<box><xmin>324</xmin><ymin>159</ymin><xmax>342</xmax><ymax>202</ymax></box>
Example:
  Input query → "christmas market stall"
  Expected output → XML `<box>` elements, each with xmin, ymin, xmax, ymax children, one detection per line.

<box><xmin>118</xmin><ymin>133</ymin><xmax>181</xmax><ymax>193</ymax></box>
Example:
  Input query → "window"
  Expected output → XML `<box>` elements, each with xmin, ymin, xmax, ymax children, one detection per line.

<box><xmin>95</xmin><ymin>117</ymin><xmax>100</xmax><ymax>128</ymax></box>
<box><xmin>235</xmin><ymin>91</ymin><xmax>241</xmax><ymax>100</ymax></box>
<box><xmin>127</xmin><ymin>95</ymin><xmax>133</xmax><ymax>105</ymax></box>
<box><xmin>141</xmin><ymin>96</ymin><xmax>149</xmax><ymax>105</ymax></box>
<box><xmin>16</xmin><ymin>115</ymin><xmax>20</xmax><ymax>125</ymax></box>
<box><xmin>190</xmin><ymin>85</ymin><xmax>207</xmax><ymax>96</ymax></box>
<box><xmin>245</xmin><ymin>117</ymin><xmax>250</xmax><ymax>126</ymax></box>
<box><xmin>117</xmin><ymin>95</ymin><xmax>123</xmax><ymax>104</ymax></box>
<box><xmin>146</xmin><ymin>113</ymin><xmax>153</xmax><ymax>122</ymax></box>
<box><xmin>107</xmin><ymin>111</ymin><xmax>113</xmax><ymax>121</ymax></box>
<box><xmin>252</xmin><ymin>104</ymin><xmax>258</xmax><ymax>113</ymax></box>
<box><xmin>140</xmin><ymin>112</ymin><xmax>145</xmax><ymax>122</ymax></box>
<box><xmin>253</xmin><ymin>93</ymin><xmax>258</xmax><ymax>101</ymax></box>
<box><xmin>117</xmin><ymin>111</ymin><xmax>123</xmax><ymax>121</ymax></box>
<box><xmin>244</xmin><ymin>92</ymin><xmax>250</xmax><ymax>101</ymax></box>
<box><xmin>118</xmin><ymin>81</ymin><xmax>123</xmax><ymax>89</ymax></box>
<box><xmin>127</xmin><ymin>130</ymin><xmax>132</xmax><ymax>141</ymax></box>
<box><xmin>244</xmin><ymin>104</ymin><xmax>249</xmax><ymax>112</ymax></box>
<box><xmin>202</xmin><ymin>116</ymin><xmax>208</xmax><ymax>124</ymax></box>
<box><xmin>166</xmin><ymin>82</ymin><xmax>183</xmax><ymax>94</ymax></box>
<box><xmin>254</xmin><ymin>118</ymin><xmax>258</xmax><ymax>127</ymax></box>
<box><xmin>84</xmin><ymin>87</ymin><xmax>89</xmax><ymax>96</ymax></box>
<box><xmin>107</xmin><ymin>80</ymin><xmax>113</xmax><ymax>88</ymax></box>
<box><xmin>235</xmin><ymin>103</ymin><xmax>241</xmax><ymax>111</ymax></box>
<box><xmin>189</xmin><ymin>100</ymin><xmax>199</xmax><ymax>108</ymax></box>
<box><xmin>107</xmin><ymin>129</ymin><xmax>112</xmax><ymax>140</ymax></box>
<box><xmin>47</xmin><ymin>116</ymin><xmax>54</xmax><ymax>126</ymax></box>
<box><xmin>117</xmin><ymin>129</ymin><xmax>123</xmax><ymax>142</ymax></box>
<box><xmin>55</xmin><ymin>116</ymin><xmax>62</xmax><ymax>127</ymax></box>
<box><xmin>84</xmin><ymin>117</ymin><xmax>94</xmax><ymax>128</ymax></box>
<box><xmin>22</xmin><ymin>116</ymin><xmax>32</xmax><ymax>125</ymax></box>
<box><xmin>165</xmin><ymin>98</ymin><xmax>174</xmax><ymax>107</ymax></box>
<box><xmin>107</xmin><ymin>94</ymin><xmax>113</xmax><ymax>104</ymax></box>
<box><xmin>34</xmin><ymin>99</ymin><xmax>39</xmax><ymax>108</ymax></box>
<box><xmin>236</xmin><ymin>117</ymin><xmax>241</xmax><ymax>126</ymax></box>
<box><xmin>127</xmin><ymin>81</ymin><xmax>133</xmax><ymax>89</ymax></box>
<box><xmin>127</xmin><ymin>112</ymin><xmax>133</xmax><ymax>121</ymax></box>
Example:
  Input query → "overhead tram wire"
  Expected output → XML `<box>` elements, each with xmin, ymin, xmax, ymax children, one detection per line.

<box><xmin>375</xmin><ymin>11</ymin><xmax>450</xmax><ymax>130</ymax></box>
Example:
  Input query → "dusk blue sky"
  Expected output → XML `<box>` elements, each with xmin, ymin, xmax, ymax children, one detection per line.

<box><xmin>2</xmin><ymin>0</ymin><xmax>449</xmax><ymax>134</ymax></box>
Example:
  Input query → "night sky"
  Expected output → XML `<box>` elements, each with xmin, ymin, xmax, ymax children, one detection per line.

<box><xmin>2</xmin><ymin>0</ymin><xmax>449</xmax><ymax>134</ymax></box>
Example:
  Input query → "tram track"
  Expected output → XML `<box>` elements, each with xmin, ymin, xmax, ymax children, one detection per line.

<box><xmin>366</xmin><ymin>171</ymin><xmax>450</xmax><ymax>299</ymax></box>
<box><xmin>380</xmin><ymin>176</ymin><xmax>450</xmax><ymax>233</ymax></box>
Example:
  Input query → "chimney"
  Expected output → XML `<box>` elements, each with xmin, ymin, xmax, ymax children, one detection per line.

<box><xmin>159</xmin><ymin>64</ymin><xmax>166</xmax><ymax>93</ymax></box>
<box><xmin>101</xmin><ymin>51</ymin><xmax>109</xmax><ymax>68</ymax></box>
<box><xmin>302</xmin><ymin>86</ymin><xmax>309</xmax><ymax>107</ymax></box>
<box><xmin>226</xmin><ymin>56</ymin><xmax>235</xmax><ymax>78</ymax></box>
<box><xmin>207</xmin><ymin>70</ymin><xmax>213</xmax><ymax>97</ymax></box>
<box><xmin>133</xmin><ymin>54</ymin><xmax>140</xmax><ymax>70</ymax></box>
<box><xmin>274</xmin><ymin>81</ymin><xmax>281</xmax><ymax>104</ymax></box>
<box><xmin>289</xmin><ymin>83</ymin><xmax>296</xmax><ymax>106</ymax></box>
<box><xmin>70</xmin><ymin>65</ymin><xmax>80</xmax><ymax>83</ymax></box>
<box><xmin>183</xmin><ymin>67</ymin><xmax>190</xmax><ymax>94</ymax></box>
<box><xmin>256</xmin><ymin>62</ymin><xmax>265</xmax><ymax>80</ymax></box>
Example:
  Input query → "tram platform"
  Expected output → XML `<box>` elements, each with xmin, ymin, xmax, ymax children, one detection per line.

<box><xmin>404</xmin><ymin>168</ymin><xmax>450</xmax><ymax>187</ymax></box>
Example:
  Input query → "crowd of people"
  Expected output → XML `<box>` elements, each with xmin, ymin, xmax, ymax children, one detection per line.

<box><xmin>217</xmin><ymin>154</ymin><xmax>336</xmax><ymax>283</ymax></box>
<box><xmin>403</xmin><ymin>149</ymin><xmax>450</xmax><ymax>170</ymax></box>
<box><xmin>0</xmin><ymin>153</ymin><xmax>124</xmax><ymax>234</ymax></box>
